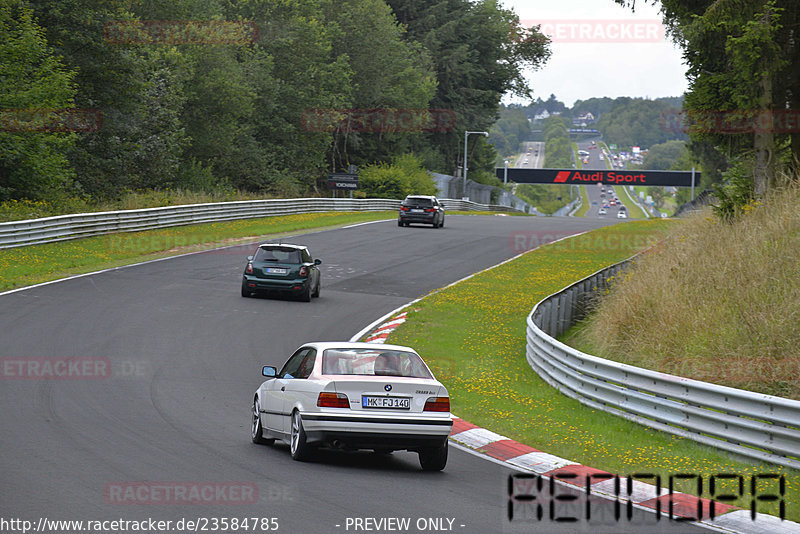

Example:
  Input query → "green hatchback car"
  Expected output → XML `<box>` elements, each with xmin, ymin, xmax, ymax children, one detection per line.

<box><xmin>241</xmin><ymin>243</ymin><xmax>322</xmax><ymax>302</ymax></box>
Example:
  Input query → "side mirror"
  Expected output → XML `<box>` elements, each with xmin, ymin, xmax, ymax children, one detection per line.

<box><xmin>314</xmin><ymin>259</ymin><xmax>322</xmax><ymax>265</ymax></box>
<box><xmin>262</xmin><ymin>366</ymin><xmax>277</xmax><ymax>378</ymax></box>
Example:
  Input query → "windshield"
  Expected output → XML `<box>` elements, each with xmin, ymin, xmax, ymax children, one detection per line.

<box><xmin>255</xmin><ymin>247</ymin><xmax>302</xmax><ymax>263</ymax></box>
<box><xmin>403</xmin><ymin>197</ymin><xmax>433</xmax><ymax>207</ymax></box>
<box><xmin>322</xmin><ymin>348</ymin><xmax>433</xmax><ymax>379</ymax></box>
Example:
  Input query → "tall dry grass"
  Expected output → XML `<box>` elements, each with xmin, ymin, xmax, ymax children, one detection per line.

<box><xmin>575</xmin><ymin>182</ymin><xmax>800</xmax><ymax>399</ymax></box>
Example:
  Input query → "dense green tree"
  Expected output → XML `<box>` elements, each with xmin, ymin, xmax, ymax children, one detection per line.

<box><xmin>596</xmin><ymin>97</ymin><xmax>687</xmax><ymax>149</ymax></box>
<box><xmin>321</xmin><ymin>0</ymin><xmax>437</xmax><ymax>171</ymax></box>
<box><xmin>386</xmin><ymin>0</ymin><xmax>551</xmax><ymax>175</ymax></box>
<box><xmin>358</xmin><ymin>153</ymin><xmax>436</xmax><ymax>198</ymax></box>
<box><xmin>542</xmin><ymin>116</ymin><xmax>573</xmax><ymax>168</ymax></box>
<box><xmin>0</xmin><ymin>0</ymin><xmax>77</xmax><ymax>201</ymax></box>
<box><xmin>617</xmin><ymin>0</ymin><xmax>800</xmax><ymax>195</ymax></box>
<box><xmin>642</xmin><ymin>140</ymin><xmax>688</xmax><ymax>170</ymax></box>
<box><xmin>488</xmin><ymin>105</ymin><xmax>532</xmax><ymax>158</ymax></box>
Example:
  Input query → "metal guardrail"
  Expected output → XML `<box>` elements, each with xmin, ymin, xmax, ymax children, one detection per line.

<box><xmin>526</xmin><ymin>257</ymin><xmax>800</xmax><ymax>470</ymax></box>
<box><xmin>0</xmin><ymin>197</ymin><xmax>517</xmax><ymax>249</ymax></box>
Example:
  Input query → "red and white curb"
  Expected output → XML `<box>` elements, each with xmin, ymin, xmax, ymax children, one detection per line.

<box><xmin>363</xmin><ymin>312</ymin><xmax>409</xmax><ymax>343</ymax></box>
<box><xmin>358</xmin><ymin>312</ymin><xmax>800</xmax><ymax>534</ymax></box>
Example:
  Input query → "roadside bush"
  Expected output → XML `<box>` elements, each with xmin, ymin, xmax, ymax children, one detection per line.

<box><xmin>358</xmin><ymin>154</ymin><xmax>437</xmax><ymax>199</ymax></box>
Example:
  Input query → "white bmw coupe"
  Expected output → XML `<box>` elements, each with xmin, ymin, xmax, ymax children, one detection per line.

<box><xmin>251</xmin><ymin>342</ymin><xmax>453</xmax><ymax>471</ymax></box>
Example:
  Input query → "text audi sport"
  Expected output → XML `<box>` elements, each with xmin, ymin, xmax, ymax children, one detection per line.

<box><xmin>251</xmin><ymin>342</ymin><xmax>453</xmax><ymax>471</ymax></box>
<box><xmin>554</xmin><ymin>170</ymin><xmax>648</xmax><ymax>184</ymax></box>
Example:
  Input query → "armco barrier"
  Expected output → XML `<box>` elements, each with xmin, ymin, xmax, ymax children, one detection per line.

<box><xmin>0</xmin><ymin>197</ymin><xmax>517</xmax><ymax>249</ymax></box>
<box><xmin>526</xmin><ymin>257</ymin><xmax>800</xmax><ymax>470</ymax></box>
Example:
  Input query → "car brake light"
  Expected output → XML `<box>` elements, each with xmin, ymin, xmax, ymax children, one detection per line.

<box><xmin>400</xmin><ymin>206</ymin><xmax>410</xmax><ymax>211</ymax></box>
<box><xmin>424</xmin><ymin>208</ymin><xmax>436</xmax><ymax>212</ymax></box>
<box><xmin>424</xmin><ymin>397</ymin><xmax>450</xmax><ymax>412</ymax></box>
<box><xmin>299</xmin><ymin>265</ymin><xmax>307</xmax><ymax>276</ymax></box>
<box><xmin>245</xmin><ymin>263</ymin><xmax>253</xmax><ymax>274</ymax></box>
<box><xmin>317</xmin><ymin>392</ymin><xmax>349</xmax><ymax>408</ymax></box>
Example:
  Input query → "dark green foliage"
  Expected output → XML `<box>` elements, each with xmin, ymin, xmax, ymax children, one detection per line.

<box><xmin>5</xmin><ymin>0</ymin><xmax>550</xmax><ymax>203</ymax></box>
<box><xmin>0</xmin><ymin>0</ymin><xmax>77</xmax><ymax>201</ymax></box>
<box><xmin>541</xmin><ymin>116</ymin><xmax>573</xmax><ymax>168</ymax></box>
<box><xmin>595</xmin><ymin>97</ymin><xmax>687</xmax><ymax>149</ymax></box>
<box><xmin>386</xmin><ymin>0</ymin><xmax>551</xmax><ymax>175</ymax></box>
<box><xmin>712</xmin><ymin>159</ymin><xmax>756</xmax><ymax>222</ymax></box>
<box><xmin>358</xmin><ymin>154</ymin><xmax>436</xmax><ymax>199</ymax></box>
<box><xmin>642</xmin><ymin>140</ymin><xmax>689</xmax><ymax>170</ymax></box>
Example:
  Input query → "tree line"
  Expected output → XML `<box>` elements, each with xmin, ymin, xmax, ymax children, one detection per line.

<box><xmin>616</xmin><ymin>0</ymin><xmax>800</xmax><ymax>205</ymax></box>
<box><xmin>0</xmin><ymin>0</ymin><xmax>550</xmax><ymax>203</ymax></box>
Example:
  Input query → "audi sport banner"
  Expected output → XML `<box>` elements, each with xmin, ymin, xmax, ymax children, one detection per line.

<box><xmin>496</xmin><ymin>168</ymin><xmax>699</xmax><ymax>187</ymax></box>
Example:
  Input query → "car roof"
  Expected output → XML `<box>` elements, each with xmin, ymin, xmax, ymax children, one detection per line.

<box><xmin>258</xmin><ymin>243</ymin><xmax>307</xmax><ymax>251</ymax></box>
<box><xmin>299</xmin><ymin>341</ymin><xmax>420</xmax><ymax>353</ymax></box>
<box><xmin>404</xmin><ymin>195</ymin><xmax>436</xmax><ymax>200</ymax></box>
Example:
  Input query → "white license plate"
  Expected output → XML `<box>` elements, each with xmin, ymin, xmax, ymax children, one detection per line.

<box><xmin>362</xmin><ymin>396</ymin><xmax>410</xmax><ymax>410</ymax></box>
<box><xmin>265</xmin><ymin>267</ymin><xmax>287</xmax><ymax>274</ymax></box>
<box><xmin>410</xmin><ymin>209</ymin><xmax>423</xmax><ymax>213</ymax></box>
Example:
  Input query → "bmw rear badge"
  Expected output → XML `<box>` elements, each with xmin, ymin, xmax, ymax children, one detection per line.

<box><xmin>384</xmin><ymin>384</ymin><xmax>392</xmax><ymax>392</ymax></box>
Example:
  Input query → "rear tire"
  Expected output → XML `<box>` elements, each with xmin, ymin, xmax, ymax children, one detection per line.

<box><xmin>312</xmin><ymin>278</ymin><xmax>320</xmax><ymax>298</ymax></box>
<box><xmin>397</xmin><ymin>220</ymin><xmax>403</xmax><ymax>227</ymax></box>
<box><xmin>418</xmin><ymin>440</ymin><xmax>448</xmax><ymax>471</ymax></box>
<box><xmin>290</xmin><ymin>411</ymin><xmax>312</xmax><ymax>461</ymax></box>
<box><xmin>241</xmin><ymin>281</ymin><xmax>252</xmax><ymax>297</ymax></box>
<box><xmin>300</xmin><ymin>283</ymin><xmax>312</xmax><ymax>302</ymax></box>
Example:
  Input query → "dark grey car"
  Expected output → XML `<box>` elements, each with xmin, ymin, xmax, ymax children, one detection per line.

<box><xmin>398</xmin><ymin>195</ymin><xmax>445</xmax><ymax>228</ymax></box>
<box><xmin>241</xmin><ymin>243</ymin><xmax>321</xmax><ymax>302</ymax></box>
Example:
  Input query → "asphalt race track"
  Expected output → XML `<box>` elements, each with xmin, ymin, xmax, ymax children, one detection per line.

<box><xmin>0</xmin><ymin>215</ymin><xmax>708</xmax><ymax>533</ymax></box>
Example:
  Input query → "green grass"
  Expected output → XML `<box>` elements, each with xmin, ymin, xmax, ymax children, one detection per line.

<box><xmin>615</xmin><ymin>186</ymin><xmax>648</xmax><ymax>219</ymax></box>
<box><xmin>0</xmin><ymin>211</ymin><xmax>396</xmax><ymax>291</ymax></box>
<box><xmin>574</xmin><ymin>186</ymin><xmax>590</xmax><ymax>217</ymax></box>
<box><xmin>381</xmin><ymin>219</ymin><xmax>798</xmax><ymax>521</ymax></box>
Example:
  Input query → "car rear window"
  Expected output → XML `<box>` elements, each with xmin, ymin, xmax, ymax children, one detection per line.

<box><xmin>256</xmin><ymin>247</ymin><xmax>302</xmax><ymax>263</ymax></box>
<box><xmin>321</xmin><ymin>348</ymin><xmax>433</xmax><ymax>379</ymax></box>
<box><xmin>402</xmin><ymin>197</ymin><xmax>433</xmax><ymax>207</ymax></box>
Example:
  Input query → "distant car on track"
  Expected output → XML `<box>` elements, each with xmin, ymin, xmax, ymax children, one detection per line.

<box><xmin>398</xmin><ymin>195</ymin><xmax>445</xmax><ymax>228</ymax></box>
<box><xmin>251</xmin><ymin>342</ymin><xmax>453</xmax><ymax>471</ymax></box>
<box><xmin>617</xmin><ymin>210</ymin><xmax>628</xmax><ymax>219</ymax></box>
<box><xmin>241</xmin><ymin>243</ymin><xmax>321</xmax><ymax>302</ymax></box>
<box><xmin>598</xmin><ymin>208</ymin><xmax>607</xmax><ymax>216</ymax></box>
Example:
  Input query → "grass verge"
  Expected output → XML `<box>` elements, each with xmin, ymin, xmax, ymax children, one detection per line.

<box><xmin>571</xmin><ymin>185</ymin><xmax>800</xmax><ymax>401</ymax></box>
<box><xmin>382</xmin><ymin>219</ymin><xmax>798</xmax><ymax>521</ymax></box>
<box><xmin>574</xmin><ymin>186</ymin><xmax>590</xmax><ymax>217</ymax></box>
<box><xmin>615</xmin><ymin>186</ymin><xmax>648</xmax><ymax>219</ymax></box>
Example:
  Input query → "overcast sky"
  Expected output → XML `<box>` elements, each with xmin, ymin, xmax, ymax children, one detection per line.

<box><xmin>500</xmin><ymin>0</ymin><xmax>689</xmax><ymax>107</ymax></box>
